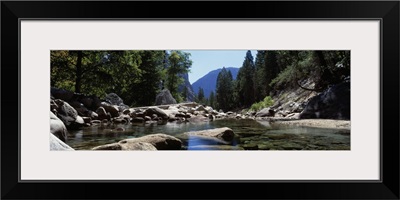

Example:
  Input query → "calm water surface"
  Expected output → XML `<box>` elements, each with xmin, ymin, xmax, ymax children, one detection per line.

<box><xmin>66</xmin><ymin>119</ymin><xmax>350</xmax><ymax>150</ymax></box>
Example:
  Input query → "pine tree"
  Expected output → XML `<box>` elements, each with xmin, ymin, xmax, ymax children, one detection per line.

<box><xmin>264</xmin><ymin>50</ymin><xmax>279</xmax><ymax>96</ymax></box>
<box><xmin>254</xmin><ymin>50</ymin><xmax>266</xmax><ymax>101</ymax></box>
<box><xmin>197</xmin><ymin>87</ymin><xmax>205</xmax><ymax>104</ymax></box>
<box><xmin>216</xmin><ymin>67</ymin><xmax>234</xmax><ymax>112</ymax></box>
<box><xmin>209</xmin><ymin>91</ymin><xmax>215</xmax><ymax>108</ymax></box>
<box><xmin>235</xmin><ymin>50</ymin><xmax>256</xmax><ymax>107</ymax></box>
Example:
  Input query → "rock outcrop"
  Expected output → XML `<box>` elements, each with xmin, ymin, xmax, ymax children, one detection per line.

<box><xmin>53</xmin><ymin>99</ymin><xmax>85</xmax><ymax>129</ymax></box>
<box><xmin>300</xmin><ymin>82</ymin><xmax>350</xmax><ymax>120</ymax></box>
<box><xmin>155</xmin><ymin>89</ymin><xmax>177</xmax><ymax>105</ymax></box>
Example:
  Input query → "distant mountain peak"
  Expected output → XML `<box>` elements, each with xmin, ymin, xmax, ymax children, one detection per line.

<box><xmin>192</xmin><ymin>67</ymin><xmax>239</xmax><ymax>98</ymax></box>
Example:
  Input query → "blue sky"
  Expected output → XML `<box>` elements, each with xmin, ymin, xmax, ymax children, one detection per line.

<box><xmin>183</xmin><ymin>50</ymin><xmax>257</xmax><ymax>84</ymax></box>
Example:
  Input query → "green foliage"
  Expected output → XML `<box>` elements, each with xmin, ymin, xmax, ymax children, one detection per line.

<box><xmin>254</xmin><ymin>50</ymin><xmax>266</xmax><ymax>101</ymax></box>
<box><xmin>208</xmin><ymin>91</ymin><xmax>216</xmax><ymax>108</ymax></box>
<box><xmin>270</xmin><ymin>51</ymin><xmax>350</xmax><ymax>92</ymax></box>
<box><xmin>216</xmin><ymin>67</ymin><xmax>234</xmax><ymax>112</ymax></box>
<box><xmin>166</xmin><ymin>51</ymin><xmax>192</xmax><ymax>101</ymax></box>
<box><xmin>235</xmin><ymin>50</ymin><xmax>256</xmax><ymax>107</ymax></box>
<box><xmin>181</xmin><ymin>86</ymin><xmax>189</xmax><ymax>101</ymax></box>
<box><xmin>51</xmin><ymin>50</ymin><xmax>189</xmax><ymax>106</ymax></box>
<box><xmin>249</xmin><ymin>96</ymin><xmax>274</xmax><ymax>111</ymax></box>
<box><xmin>197</xmin><ymin>87</ymin><xmax>205</xmax><ymax>104</ymax></box>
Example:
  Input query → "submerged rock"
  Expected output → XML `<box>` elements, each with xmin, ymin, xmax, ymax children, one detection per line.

<box><xmin>92</xmin><ymin>133</ymin><xmax>182</xmax><ymax>150</ymax></box>
<box><xmin>92</xmin><ymin>142</ymin><xmax>157</xmax><ymax>151</ymax></box>
<box><xmin>183</xmin><ymin>127</ymin><xmax>235</xmax><ymax>142</ymax></box>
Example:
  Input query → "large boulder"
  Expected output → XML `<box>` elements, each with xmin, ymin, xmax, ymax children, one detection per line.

<box><xmin>144</xmin><ymin>107</ymin><xmax>168</xmax><ymax>119</ymax></box>
<box><xmin>92</xmin><ymin>134</ymin><xmax>182</xmax><ymax>150</ymax></box>
<box><xmin>105</xmin><ymin>93</ymin><xmax>129</xmax><ymax>111</ymax></box>
<box><xmin>300</xmin><ymin>82</ymin><xmax>350</xmax><ymax>120</ymax></box>
<box><xmin>183</xmin><ymin>127</ymin><xmax>235</xmax><ymax>142</ymax></box>
<box><xmin>50</xmin><ymin>133</ymin><xmax>74</xmax><ymax>151</ymax></box>
<box><xmin>255</xmin><ymin>108</ymin><xmax>276</xmax><ymax>117</ymax></box>
<box><xmin>53</xmin><ymin>99</ymin><xmax>85</xmax><ymax>129</ymax></box>
<box><xmin>96</xmin><ymin>106</ymin><xmax>110</xmax><ymax>120</ymax></box>
<box><xmin>50</xmin><ymin>111</ymin><xmax>68</xmax><ymax>142</ymax></box>
<box><xmin>100</xmin><ymin>102</ymin><xmax>120</xmax><ymax>118</ymax></box>
<box><xmin>51</xmin><ymin>87</ymin><xmax>74</xmax><ymax>102</ymax></box>
<box><xmin>155</xmin><ymin>89</ymin><xmax>177</xmax><ymax>105</ymax></box>
<box><xmin>105</xmin><ymin>93</ymin><xmax>124</xmax><ymax>105</ymax></box>
<box><xmin>92</xmin><ymin>142</ymin><xmax>157</xmax><ymax>151</ymax></box>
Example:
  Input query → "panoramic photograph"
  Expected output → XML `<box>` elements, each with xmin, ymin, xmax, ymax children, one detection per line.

<box><xmin>50</xmin><ymin>50</ymin><xmax>350</xmax><ymax>151</ymax></box>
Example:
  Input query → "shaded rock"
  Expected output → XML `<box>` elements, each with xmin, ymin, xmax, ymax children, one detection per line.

<box><xmin>79</xmin><ymin>96</ymin><xmax>93</xmax><ymax>108</ymax></box>
<box><xmin>69</xmin><ymin>101</ymin><xmax>92</xmax><ymax>117</ymax></box>
<box><xmin>196</xmin><ymin>105</ymin><xmax>206</xmax><ymax>112</ymax></box>
<box><xmin>100</xmin><ymin>102</ymin><xmax>120</xmax><ymax>118</ymax></box>
<box><xmin>54</xmin><ymin>99</ymin><xmax>85</xmax><ymax>129</ymax></box>
<box><xmin>155</xmin><ymin>89</ymin><xmax>177</xmax><ymax>105</ymax></box>
<box><xmin>50</xmin><ymin>111</ymin><xmax>68</xmax><ymax>142</ymax></box>
<box><xmin>51</xmin><ymin>87</ymin><xmax>74</xmax><ymax>102</ymax></box>
<box><xmin>50</xmin><ymin>99</ymin><xmax>58</xmax><ymax>112</ymax></box>
<box><xmin>255</xmin><ymin>108</ymin><xmax>275</xmax><ymax>117</ymax></box>
<box><xmin>50</xmin><ymin>133</ymin><xmax>74</xmax><ymax>151</ymax></box>
<box><xmin>96</xmin><ymin>107</ymin><xmax>109</xmax><ymax>120</ymax></box>
<box><xmin>113</xmin><ymin>118</ymin><xmax>127</xmax><ymax>124</ymax></box>
<box><xmin>175</xmin><ymin>113</ymin><xmax>186</xmax><ymax>118</ymax></box>
<box><xmin>183</xmin><ymin>127</ymin><xmax>235</xmax><ymax>142</ymax></box>
<box><xmin>105</xmin><ymin>93</ymin><xmax>127</xmax><ymax>108</ymax></box>
<box><xmin>122</xmin><ymin>109</ymin><xmax>131</xmax><ymax>115</ymax></box>
<box><xmin>300</xmin><ymin>82</ymin><xmax>350</xmax><ymax>120</ymax></box>
<box><xmin>82</xmin><ymin>117</ymin><xmax>91</xmax><ymax>123</ymax></box>
<box><xmin>145</xmin><ymin>107</ymin><xmax>168</xmax><ymax>119</ymax></box>
<box><xmin>131</xmin><ymin>117</ymin><xmax>145</xmax><ymax>123</ymax></box>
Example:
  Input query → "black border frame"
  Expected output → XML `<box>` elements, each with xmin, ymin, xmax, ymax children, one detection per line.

<box><xmin>2</xmin><ymin>1</ymin><xmax>399</xmax><ymax>199</ymax></box>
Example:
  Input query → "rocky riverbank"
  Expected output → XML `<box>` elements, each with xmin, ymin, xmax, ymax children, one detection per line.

<box><xmin>50</xmin><ymin>82</ymin><xmax>350</xmax><ymax>151</ymax></box>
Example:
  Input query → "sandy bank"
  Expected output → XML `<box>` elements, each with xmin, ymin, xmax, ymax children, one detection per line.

<box><xmin>266</xmin><ymin>119</ymin><xmax>351</xmax><ymax>130</ymax></box>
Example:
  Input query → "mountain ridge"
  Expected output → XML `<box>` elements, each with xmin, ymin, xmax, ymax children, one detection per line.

<box><xmin>192</xmin><ymin>67</ymin><xmax>239</xmax><ymax>98</ymax></box>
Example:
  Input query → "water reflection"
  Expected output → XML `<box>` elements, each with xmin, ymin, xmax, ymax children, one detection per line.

<box><xmin>66</xmin><ymin>119</ymin><xmax>350</xmax><ymax>150</ymax></box>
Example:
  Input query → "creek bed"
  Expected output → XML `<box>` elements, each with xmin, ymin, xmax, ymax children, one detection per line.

<box><xmin>66</xmin><ymin>119</ymin><xmax>350</xmax><ymax>150</ymax></box>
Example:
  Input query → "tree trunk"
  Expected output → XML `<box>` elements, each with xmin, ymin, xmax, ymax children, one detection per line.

<box><xmin>75</xmin><ymin>51</ymin><xmax>83</xmax><ymax>93</ymax></box>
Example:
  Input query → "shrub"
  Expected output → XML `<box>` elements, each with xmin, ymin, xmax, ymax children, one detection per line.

<box><xmin>249</xmin><ymin>96</ymin><xmax>274</xmax><ymax>111</ymax></box>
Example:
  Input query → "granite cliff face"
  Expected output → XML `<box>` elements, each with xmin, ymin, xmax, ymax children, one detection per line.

<box><xmin>178</xmin><ymin>72</ymin><xmax>195</xmax><ymax>101</ymax></box>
